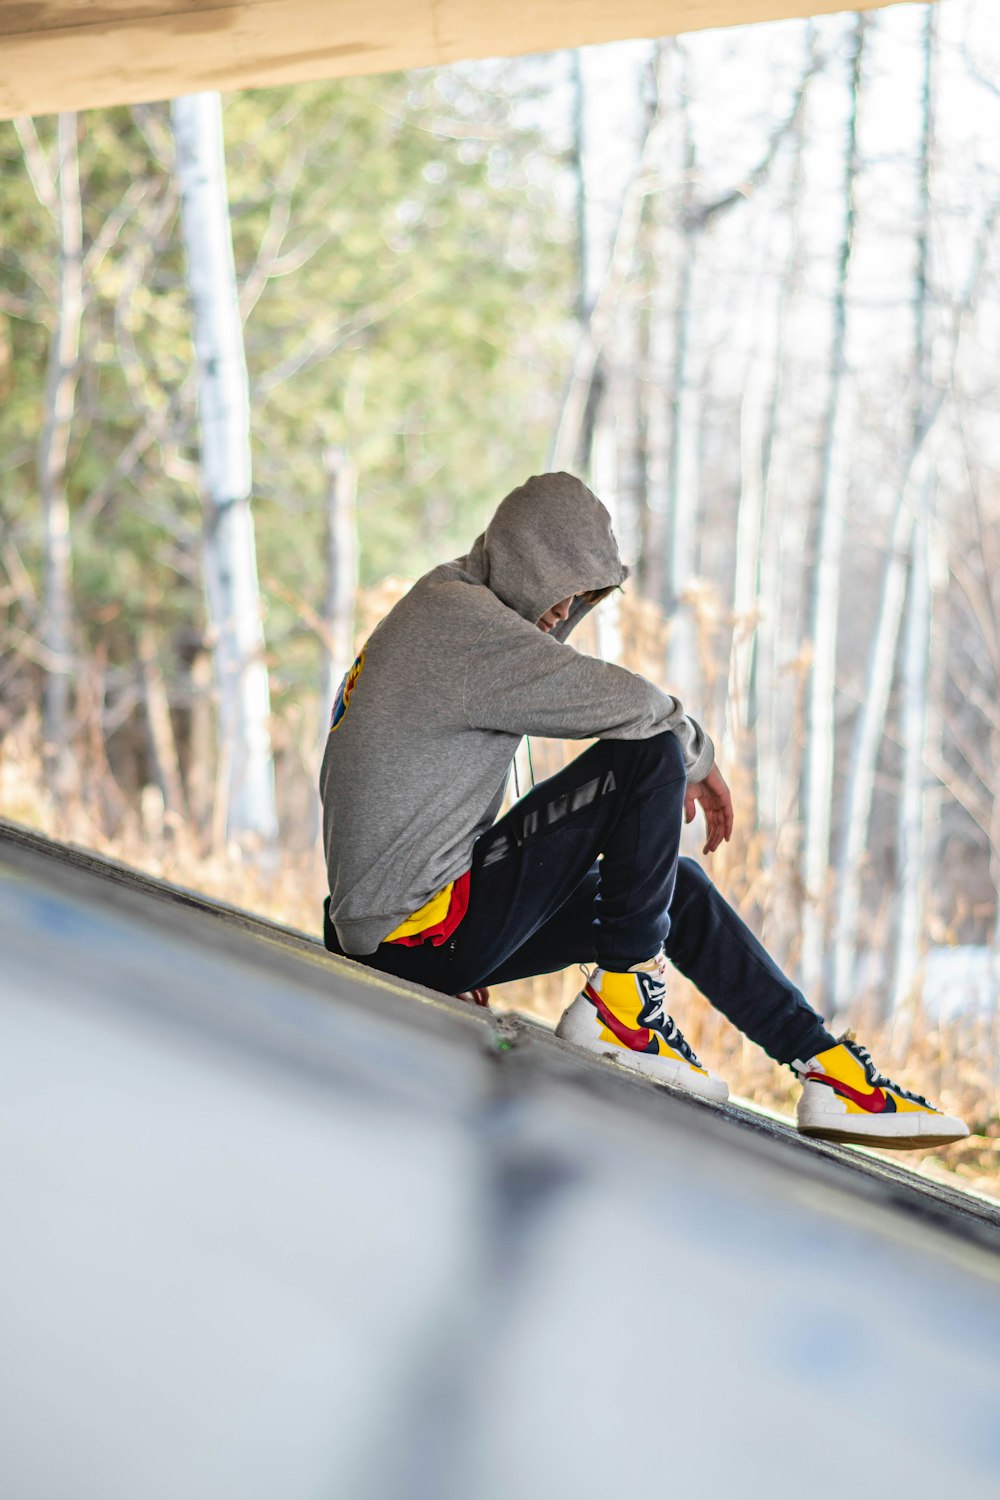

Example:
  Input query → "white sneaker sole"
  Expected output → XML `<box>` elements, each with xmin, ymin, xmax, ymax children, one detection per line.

<box><xmin>797</xmin><ymin>1106</ymin><xmax>969</xmax><ymax>1150</ymax></box>
<box><xmin>555</xmin><ymin>1021</ymin><xmax>729</xmax><ymax>1102</ymax></box>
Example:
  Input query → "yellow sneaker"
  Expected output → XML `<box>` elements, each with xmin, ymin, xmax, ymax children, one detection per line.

<box><xmin>794</xmin><ymin>1034</ymin><xmax>969</xmax><ymax>1149</ymax></box>
<box><xmin>555</xmin><ymin>954</ymin><xmax>728</xmax><ymax>1102</ymax></box>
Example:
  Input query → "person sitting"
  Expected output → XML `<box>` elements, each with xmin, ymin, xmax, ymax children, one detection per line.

<box><xmin>320</xmin><ymin>472</ymin><xmax>967</xmax><ymax>1149</ymax></box>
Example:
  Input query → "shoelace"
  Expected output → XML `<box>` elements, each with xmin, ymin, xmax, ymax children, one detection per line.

<box><xmin>844</xmin><ymin>1034</ymin><xmax>933</xmax><ymax>1108</ymax></box>
<box><xmin>643</xmin><ymin>996</ymin><xmax>703</xmax><ymax>1066</ymax></box>
<box><xmin>583</xmin><ymin>963</ymin><xmax>706</xmax><ymax>1068</ymax></box>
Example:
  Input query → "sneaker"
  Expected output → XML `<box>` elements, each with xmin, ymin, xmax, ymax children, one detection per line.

<box><xmin>794</xmin><ymin>1033</ymin><xmax>969</xmax><ymax>1149</ymax></box>
<box><xmin>555</xmin><ymin>954</ymin><xmax>729</xmax><ymax>1102</ymax></box>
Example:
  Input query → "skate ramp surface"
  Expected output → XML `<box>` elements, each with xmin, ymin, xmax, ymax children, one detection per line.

<box><xmin>1</xmin><ymin>817</ymin><xmax>999</xmax><ymax>1500</ymax></box>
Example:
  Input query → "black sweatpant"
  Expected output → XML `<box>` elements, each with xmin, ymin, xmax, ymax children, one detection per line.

<box><xmin>324</xmin><ymin>731</ymin><xmax>835</xmax><ymax>1065</ymax></box>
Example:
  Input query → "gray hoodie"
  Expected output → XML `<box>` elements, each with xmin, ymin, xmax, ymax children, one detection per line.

<box><xmin>321</xmin><ymin>472</ymin><xmax>714</xmax><ymax>955</ymax></box>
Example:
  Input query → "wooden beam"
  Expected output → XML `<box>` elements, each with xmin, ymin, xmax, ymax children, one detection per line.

<box><xmin>1</xmin><ymin>0</ymin><xmax>920</xmax><ymax>122</ymax></box>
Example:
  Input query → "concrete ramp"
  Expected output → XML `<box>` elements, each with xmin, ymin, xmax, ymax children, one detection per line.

<box><xmin>2</xmin><ymin>819</ymin><xmax>999</xmax><ymax>1500</ymax></box>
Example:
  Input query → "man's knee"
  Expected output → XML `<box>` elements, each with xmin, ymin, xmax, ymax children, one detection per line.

<box><xmin>676</xmin><ymin>854</ymin><xmax>710</xmax><ymax>893</ymax></box>
<box><xmin>669</xmin><ymin>856</ymin><xmax>714</xmax><ymax>927</ymax></box>
<box><xmin>624</xmin><ymin>729</ymin><xmax>687</xmax><ymax>781</ymax></box>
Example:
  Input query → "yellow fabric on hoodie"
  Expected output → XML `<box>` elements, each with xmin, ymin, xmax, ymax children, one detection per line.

<box><xmin>384</xmin><ymin>882</ymin><xmax>454</xmax><ymax>941</ymax></box>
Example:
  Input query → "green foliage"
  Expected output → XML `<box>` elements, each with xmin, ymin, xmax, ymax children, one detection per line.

<box><xmin>0</xmin><ymin>65</ymin><xmax>575</xmax><ymax>719</ymax></box>
<box><xmin>228</xmin><ymin>69</ymin><xmax>573</xmax><ymax>588</ymax></box>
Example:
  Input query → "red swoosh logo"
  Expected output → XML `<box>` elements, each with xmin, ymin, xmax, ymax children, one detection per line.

<box><xmin>585</xmin><ymin>983</ymin><xmax>653</xmax><ymax>1052</ymax></box>
<box><xmin>806</xmin><ymin>1071</ymin><xmax>887</xmax><ymax>1113</ymax></box>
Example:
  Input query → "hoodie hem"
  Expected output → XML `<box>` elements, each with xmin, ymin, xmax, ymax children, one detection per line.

<box><xmin>334</xmin><ymin>917</ymin><xmax>404</xmax><ymax>957</ymax></box>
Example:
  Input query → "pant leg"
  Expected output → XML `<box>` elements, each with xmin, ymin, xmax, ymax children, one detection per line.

<box><xmin>463</xmin><ymin>729</ymin><xmax>687</xmax><ymax>984</ymax></box>
<box><xmin>664</xmin><ymin>856</ymin><xmax>835</xmax><ymax>1065</ymax></box>
<box><xmin>327</xmin><ymin>731</ymin><xmax>688</xmax><ymax>995</ymax></box>
<box><xmin>478</xmin><ymin>866</ymin><xmax>600</xmax><ymax>986</ymax></box>
<box><xmin>324</xmin><ymin>734</ymin><xmax>836</xmax><ymax>1066</ymax></box>
<box><xmin>485</xmin><ymin>857</ymin><xmax>835</xmax><ymax>1065</ymax></box>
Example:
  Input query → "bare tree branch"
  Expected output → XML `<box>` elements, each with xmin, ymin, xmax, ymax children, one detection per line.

<box><xmin>252</xmin><ymin>283</ymin><xmax>417</xmax><ymax>400</ymax></box>
<box><xmin>926</xmin><ymin>747</ymin><xmax>992</xmax><ymax>837</ymax></box>
<box><xmin>237</xmin><ymin>144</ymin><xmax>307</xmax><ymax>321</ymax></box>
<box><xmin>0</xmin><ymin>287</ymin><xmax>40</xmax><ymax>319</ymax></box>
<box><xmin>551</xmin><ymin>37</ymin><xmax>827</xmax><ymax>473</ymax></box>
<box><xmin>687</xmin><ymin>40</ymin><xmax>825</xmax><ymax>231</ymax></box>
<box><xmin>130</xmin><ymin>103</ymin><xmax>175</xmax><ymax>172</ymax></box>
<box><xmin>959</xmin><ymin>41</ymin><xmax>1000</xmax><ymax>103</ymax></box>
<box><xmin>82</xmin><ymin>177</ymin><xmax>156</xmax><ymax>282</ymax></box>
<box><xmin>0</xmin><ymin>539</ymin><xmax>38</xmax><ymax>615</ymax></box>
<box><xmin>112</xmin><ymin>181</ymin><xmax>180</xmax><ymax>422</ymax></box>
<box><xmin>947</xmin><ymin>657</ymin><xmax>1000</xmax><ymax>738</ymax></box>
<box><xmin>75</xmin><ymin>376</ymin><xmax>197</xmax><ymax>527</ymax></box>
<box><xmin>12</xmin><ymin>116</ymin><xmax>58</xmax><ymax>220</ymax></box>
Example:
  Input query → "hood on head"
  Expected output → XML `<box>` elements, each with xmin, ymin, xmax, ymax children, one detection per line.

<box><xmin>466</xmin><ymin>472</ymin><xmax>628</xmax><ymax>636</ymax></box>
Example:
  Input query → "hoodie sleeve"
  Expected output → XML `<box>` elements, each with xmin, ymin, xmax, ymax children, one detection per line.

<box><xmin>463</xmin><ymin>622</ymin><xmax>715</xmax><ymax>781</ymax></box>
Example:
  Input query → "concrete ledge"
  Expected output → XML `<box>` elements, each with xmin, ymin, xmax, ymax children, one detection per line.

<box><xmin>2</xmin><ymin>816</ymin><xmax>1000</xmax><ymax>1498</ymax></box>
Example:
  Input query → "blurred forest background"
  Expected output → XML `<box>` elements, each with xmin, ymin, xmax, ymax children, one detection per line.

<box><xmin>3</xmin><ymin>0</ymin><xmax>1000</xmax><ymax>1188</ymax></box>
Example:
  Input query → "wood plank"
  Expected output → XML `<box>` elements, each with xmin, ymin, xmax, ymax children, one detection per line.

<box><xmin>0</xmin><ymin>1</ymin><xmax>241</xmax><ymax>42</ymax></box>
<box><xmin>1</xmin><ymin>0</ymin><xmax>921</xmax><ymax>121</ymax></box>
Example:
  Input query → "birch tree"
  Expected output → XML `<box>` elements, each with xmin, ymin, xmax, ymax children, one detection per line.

<box><xmin>608</xmin><ymin>273</ymin><xmax>646</xmax><ymax>573</ymax></box>
<box><xmin>171</xmin><ymin>91</ymin><xmax>278</xmax><ymax>851</ymax></box>
<box><xmin>549</xmin><ymin>51</ymin><xmax>673</xmax><ymax>476</ymax></box>
<box><xmin>638</xmin><ymin>43</ymin><xmax>677</xmax><ymax>609</ymax></box>
<box><xmin>800</xmin><ymin>14</ymin><xmax>868</xmax><ymax>1003</ymax></box>
<box><xmin>890</xmin><ymin>9</ymin><xmax>939</xmax><ymax>1033</ymax></box>
<box><xmin>726</xmin><ymin>36</ymin><xmax>814</xmax><ymax>787</ymax></box>
<box><xmin>564</xmin><ymin>49</ymin><xmax>609</xmax><ymax>481</ymax></box>
<box><xmin>16</xmin><ymin>113</ymin><xmax>83</xmax><ymax>798</ymax></box>
<box><xmin>946</xmin><ymin>479</ymin><xmax>1000</xmax><ymax>956</ymax></box>
<box><xmin>892</xmin><ymin>485</ymin><xmax>933</xmax><ymax>1037</ymax></box>
<box><xmin>833</xmin><ymin>14</ymin><xmax>935</xmax><ymax>1010</ymax></box>
<box><xmin>652</xmin><ymin>43</ymin><xmax>818</xmax><ymax>689</ymax></box>
<box><xmin>320</xmin><ymin>445</ymin><xmax>358</xmax><ymax>738</ymax></box>
<box><xmin>834</xmin><ymin>13</ymin><xmax>996</xmax><ymax>1011</ymax></box>
<box><xmin>663</xmin><ymin>71</ymin><xmax>700</xmax><ymax>690</ymax></box>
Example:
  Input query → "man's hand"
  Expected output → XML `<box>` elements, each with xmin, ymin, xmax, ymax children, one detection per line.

<box><xmin>684</xmin><ymin>762</ymin><xmax>734</xmax><ymax>855</ymax></box>
<box><xmin>456</xmin><ymin>987</ymin><xmax>490</xmax><ymax>1008</ymax></box>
